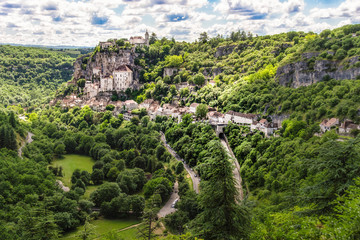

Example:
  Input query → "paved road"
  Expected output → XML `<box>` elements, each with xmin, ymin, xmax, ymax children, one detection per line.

<box><xmin>157</xmin><ymin>181</ymin><xmax>179</xmax><ymax>218</ymax></box>
<box><xmin>160</xmin><ymin>132</ymin><xmax>200</xmax><ymax>194</ymax></box>
<box><xmin>18</xmin><ymin>132</ymin><xmax>34</xmax><ymax>158</ymax></box>
<box><xmin>220</xmin><ymin>138</ymin><xmax>244</xmax><ymax>201</ymax></box>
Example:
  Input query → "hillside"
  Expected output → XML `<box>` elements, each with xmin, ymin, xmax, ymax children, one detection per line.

<box><xmin>0</xmin><ymin>45</ymin><xmax>86</xmax><ymax>109</ymax></box>
<box><xmin>1</xmin><ymin>24</ymin><xmax>360</xmax><ymax>240</ymax></box>
<box><xmin>67</xmin><ymin>24</ymin><xmax>360</xmax><ymax>124</ymax></box>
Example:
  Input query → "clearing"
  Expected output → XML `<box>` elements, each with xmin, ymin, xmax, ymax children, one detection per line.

<box><xmin>61</xmin><ymin>218</ymin><xmax>140</xmax><ymax>239</ymax></box>
<box><xmin>52</xmin><ymin>154</ymin><xmax>95</xmax><ymax>187</ymax></box>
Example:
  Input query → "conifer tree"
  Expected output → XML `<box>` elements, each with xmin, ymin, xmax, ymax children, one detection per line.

<box><xmin>190</xmin><ymin>140</ymin><xmax>250</xmax><ymax>240</ymax></box>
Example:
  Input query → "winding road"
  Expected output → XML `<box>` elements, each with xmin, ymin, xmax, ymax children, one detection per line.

<box><xmin>157</xmin><ymin>181</ymin><xmax>179</xmax><ymax>218</ymax></box>
<box><xmin>157</xmin><ymin>132</ymin><xmax>200</xmax><ymax>219</ymax></box>
<box><xmin>18</xmin><ymin>132</ymin><xmax>34</xmax><ymax>158</ymax></box>
<box><xmin>160</xmin><ymin>132</ymin><xmax>200</xmax><ymax>193</ymax></box>
<box><xmin>220</xmin><ymin>137</ymin><xmax>244</xmax><ymax>201</ymax></box>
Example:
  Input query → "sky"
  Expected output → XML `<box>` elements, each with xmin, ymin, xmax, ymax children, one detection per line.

<box><xmin>0</xmin><ymin>0</ymin><xmax>359</xmax><ymax>47</ymax></box>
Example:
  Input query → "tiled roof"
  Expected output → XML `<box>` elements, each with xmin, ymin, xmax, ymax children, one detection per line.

<box><xmin>114</xmin><ymin>65</ymin><xmax>132</xmax><ymax>72</ymax></box>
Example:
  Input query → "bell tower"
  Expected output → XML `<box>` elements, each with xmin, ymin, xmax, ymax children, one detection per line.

<box><xmin>145</xmin><ymin>29</ymin><xmax>149</xmax><ymax>46</ymax></box>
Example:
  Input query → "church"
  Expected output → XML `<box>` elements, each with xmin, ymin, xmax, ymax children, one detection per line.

<box><xmin>83</xmin><ymin>65</ymin><xmax>134</xmax><ymax>98</ymax></box>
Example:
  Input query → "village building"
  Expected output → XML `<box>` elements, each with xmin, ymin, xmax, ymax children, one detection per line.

<box><xmin>99</xmin><ymin>41</ymin><xmax>115</xmax><ymax>49</ymax></box>
<box><xmin>189</xmin><ymin>103</ymin><xmax>200</xmax><ymax>113</ymax></box>
<box><xmin>148</xmin><ymin>102</ymin><xmax>161</xmax><ymax>120</ymax></box>
<box><xmin>98</xmin><ymin>65</ymin><xmax>133</xmax><ymax>93</ymax></box>
<box><xmin>224</xmin><ymin>111</ymin><xmax>257</xmax><ymax>125</ymax></box>
<box><xmin>251</xmin><ymin>119</ymin><xmax>279</xmax><ymax>137</ymax></box>
<box><xmin>339</xmin><ymin>120</ymin><xmax>360</xmax><ymax>134</ymax></box>
<box><xmin>113</xmin><ymin>65</ymin><xmax>133</xmax><ymax>91</ymax></box>
<box><xmin>162</xmin><ymin>104</ymin><xmax>177</xmax><ymax>116</ymax></box>
<box><xmin>207</xmin><ymin>111</ymin><xmax>225</xmax><ymax>123</ymax></box>
<box><xmin>100</xmin><ymin>75</ymin><xmax>113</xmax><ymax>92</ymax></box>
<box><xmin>129</xmin><ymin>30</ymin><xmax>149</xmax><ymax>47</ymax></box>
<box><xmin>139</xmin><ymin>99</ymin><xmax>154</xmax><ymax>109</ymax></box>
<box><xmin>124</xmin><ymin>100</ymin><xmax>138</xmax><ymax>111</ymax></box>
<box><xmin>320</xmin><ymin>118</ymin><xmax>339</xmax><ymax>132</ymax></box>
<box><xmin>84</xmin><ymin>81</ymin><xmax>99</xmax><ymax>98</ymax></box>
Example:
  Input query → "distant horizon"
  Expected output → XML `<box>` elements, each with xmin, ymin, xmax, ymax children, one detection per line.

<box><xmin>0</xmin><ymin>0</ymin><xmax>358</xmax><ymax>46</ymax></box>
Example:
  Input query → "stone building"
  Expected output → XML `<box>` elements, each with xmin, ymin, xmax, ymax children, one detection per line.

<box><xmin>113</xmin><ymin>65</ymin><xmax>133</xmax><ymax>91</ymax></box>
<box><xmin>84</xmin><ymin>81</ymin><xmax>99</xmax><ymax>98</ymax></box>
<box><xmin>189</xmin><ymin>103</ymin><xmax>199</xmax><ymax>113</ymax></box>
<box><xmin>100</xmin><ymin>75</ymin><xmax>113</xmax><ymax>92</ymax></box>
<box><xmin>320</xmin><ymin>118</ymin><xmax>339</xmax><ymax>133</ymax></box>
<box><xmin>98</xmin><ymin>65</ymin><xmax>133</xmax><ymax>92</ymax></box>
<box><xmin>224</xmin><ymin>111</ymin><xmax>257</xmax><ymax>125</ymax></box>
<box><xmin>99</xmin><ymin>41</ymin><xmax>115</xmax><ymax>49</ymax></box>
<box><xmin>129</xmin><ymin>30</ymin><xmax>149</xmax><ymax>47</ymax></box>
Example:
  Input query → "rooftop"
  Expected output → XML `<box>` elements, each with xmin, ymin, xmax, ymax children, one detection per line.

<box><xmin>114</xmin><ymin>65</ymin><xmax>132</xmax><ymax>72</ymax></box>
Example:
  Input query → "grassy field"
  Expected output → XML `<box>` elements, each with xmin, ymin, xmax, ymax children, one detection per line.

<box><xmin>83</xmin><ymin>185</ymin><xmax>99</xmax><ymax>199</ymax></box>
<box><xmin>62</xmin><ymin>218</ymin><xmax>140</xmax><ymax>240</ymax></box>
<box><xmin>52</xmin><ymin>154</ymin><xmax>95</xmax><ymax>187</ymax></box>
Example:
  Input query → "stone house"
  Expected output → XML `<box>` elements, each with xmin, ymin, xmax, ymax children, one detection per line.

<box><xmin>99</xmin><ymin>65</ymin><xmax>133</xmax><ymax>92</ymax></box>
<box><xmin>113</xmin><ymin>65</ymin><xmax>133</xmax><ymax>91</ymax></box>
<box><xmin>224</xmin><ymin>111</ymin><xmax>257</xmax><ymax>125</ymax></box>
<box><xmin>100</xmin><ymin>75</ymin><xmax>113</xmax><ymax>92</ymax></box>
<box><xmin>207</xmin><ymin>111</ymin><xmax>225</xmax><ymax>123</ymax></box>
<box><xmin>148</xmin><ymin>102</ymin><xmax>161</xmax><ymax>120</ymax></box>
<box><xmin>99</xmin><ymin>41</ymin><xmax>114</xmax><ymax>49</ymax></box>
<box><xmin>84</xmin><ymin>81</ymin><xmax>99</xmax><ymax>99</ymax></box>
<box><xmin>251</xmin><ymin>119</ymin><xmax>278</xmax><ymax>137</ymax></box>
<box><xmin>124</xmin><ymin>100</ymin><xmax>138</xmax><ymax>111</ymax></box>
<box><xmin>339</xmin><ymin>120</ymin><xmax>360</xmax><ymax>134</ymax></box>
<box><xmin>189</xmin><ymin>103</ymin><xmax>200</xmax><ymax>113</ymax></box>
<box><xmin>139</xmin><ymin>99</ymin><xmax>154</xmax><ymax>109</ymax></box>
<box><xmin>320</xmin><ymin>118</ymin><xmax>339</xmax><ymax>133</ymax></box>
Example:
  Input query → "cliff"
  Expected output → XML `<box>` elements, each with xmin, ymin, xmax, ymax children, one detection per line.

<box><xmin>277</xmin><ymin>54</ymin><xmax>360</xmax><ymax>88</ymax></box>
<box><xmin>73</xmin><ymin>49</ymin><xmax>140</xmax><ymax>83</ymax></box>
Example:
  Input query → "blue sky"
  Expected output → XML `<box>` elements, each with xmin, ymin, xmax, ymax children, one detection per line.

<box><xmin>0</xmin><ymin>0</ymin><xmax>358</xmax><ymax>46</ymax></box>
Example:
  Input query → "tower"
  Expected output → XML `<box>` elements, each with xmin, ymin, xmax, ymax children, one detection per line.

<box><xmin>145</xmin><ymin>29</ymin><xmax>149</xmax><ymax>46</ymax></box>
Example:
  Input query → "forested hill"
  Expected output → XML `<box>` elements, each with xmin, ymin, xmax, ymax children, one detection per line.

<box><xmin>0</xmin><ymin>45</ymin><xmax>89</xmax><ymax>109</ymax></box>
<box><xmin>71</xmin><ymin>24</ymin><xmax>360</xmax><ymax>123</ymax></box>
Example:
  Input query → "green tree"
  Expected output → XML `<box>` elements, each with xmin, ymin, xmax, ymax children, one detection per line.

<box><xmin>77</xmin><ymin>218</ymin><xmax>96</xmax><ymax>240</ymax></box>
<box><xmin>90</xmin><ymin>182</ymin><xmax>121</xmax><ymax>207</ymax></box>
<box><xmin>91</xmin><ymin>169</ymin><xmax>104</xmax><ymax>185</ymax></box>
<box><xmin>195</xmin><ymin>104</ymin><xmax>208</xmax><ymax>119</ymax></box>
<box><xmin>199</xmin><ymin>32</ymin><xmax>209</xmax><ymax>43</ymax></box>
<box><xmin>137</xmin><ymin>206</ymin><xmax>159</xmax><ymax>240</ymax></box>
<box><xmin>77</xmin><ymin>79</ymin><xmax>86</xmax><ymax>88</ymax></box>
<box><xmin>189</xmin><ymin>140</ymin><xmax>250</xmax><ymax>240</ymax></box>
<box><xmin>54</xmin><ymin>143</ymin><xmax>66</xmax><ymax>157</ymax></box>
<box><xmin>193</xmin><ymin>73</ymin><xmax>205</xmax><ymax>86</ymax></box>
<box><xmin>175</xmin><ymin>162</ymin><xmax>184</xmax><ymax>174</ymax></box>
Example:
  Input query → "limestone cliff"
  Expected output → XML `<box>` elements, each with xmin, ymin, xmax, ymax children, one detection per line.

<box><xmin>72</xmin><ymin>49</ymin><xmax>141</xmax><ymax>83</ymax></box>
<box><xmin>277</xmin><ymin>54</ymin><xmax>360</xmax><ymax>88</ymax></box>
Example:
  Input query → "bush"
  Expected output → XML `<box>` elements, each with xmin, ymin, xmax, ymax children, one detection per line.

<box><xmin>335</xmin><ymin>49</ymin><xmax>347</xmax><ymax>60</ymax></box>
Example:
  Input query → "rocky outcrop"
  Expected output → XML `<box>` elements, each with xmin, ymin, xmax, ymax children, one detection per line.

<box><xmin>277</xmin><ymin>56</ymin><xmax>360</xmax><ymax>88</ymax></box>
<box><xmin>73</xmin><ymin>50</ymin><xmax>141</xmax><ymax>83</ymax></box>
<box><xmin>163</xmin><ymin>67</ymin><xmax>179</xmax><ymax>78</ymax></box>
<box><xmin>215</xmin><ymin>45</ymin><xmax>237</xmax><ymax>57</ymax></box>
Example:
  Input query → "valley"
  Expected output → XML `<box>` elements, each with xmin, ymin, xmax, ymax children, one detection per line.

<box><xmin>1</xmin><ymin>22</ymin><xmax>360</xmax><ymax>240</ymax></box>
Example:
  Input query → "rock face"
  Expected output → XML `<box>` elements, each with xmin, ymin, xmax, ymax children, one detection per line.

<box><xmin>277</xmin><ymin>56</ymin><xmax>360</xmax><ymax>88</ymax></box>
<box><xmin>73</xmin><ymin>50</ymin><xmax>140</xmax><ymax>83</ymax></box>
<box><xmin>215</xmin><ymin>45</ymin><xmax>237</xmax><ymax>57</ymax></box>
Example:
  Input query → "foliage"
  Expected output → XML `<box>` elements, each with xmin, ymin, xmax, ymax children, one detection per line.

<box><xmin>0</xmin><ymin>45</ymin><xmax>76</xmax><ymax>107</ymax></box>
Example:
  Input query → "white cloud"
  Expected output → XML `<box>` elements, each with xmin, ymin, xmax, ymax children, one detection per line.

<box><xmin>0</xmin><ymin>0</ymin><xmax>357</xmax><ymax>46</ymax></box>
